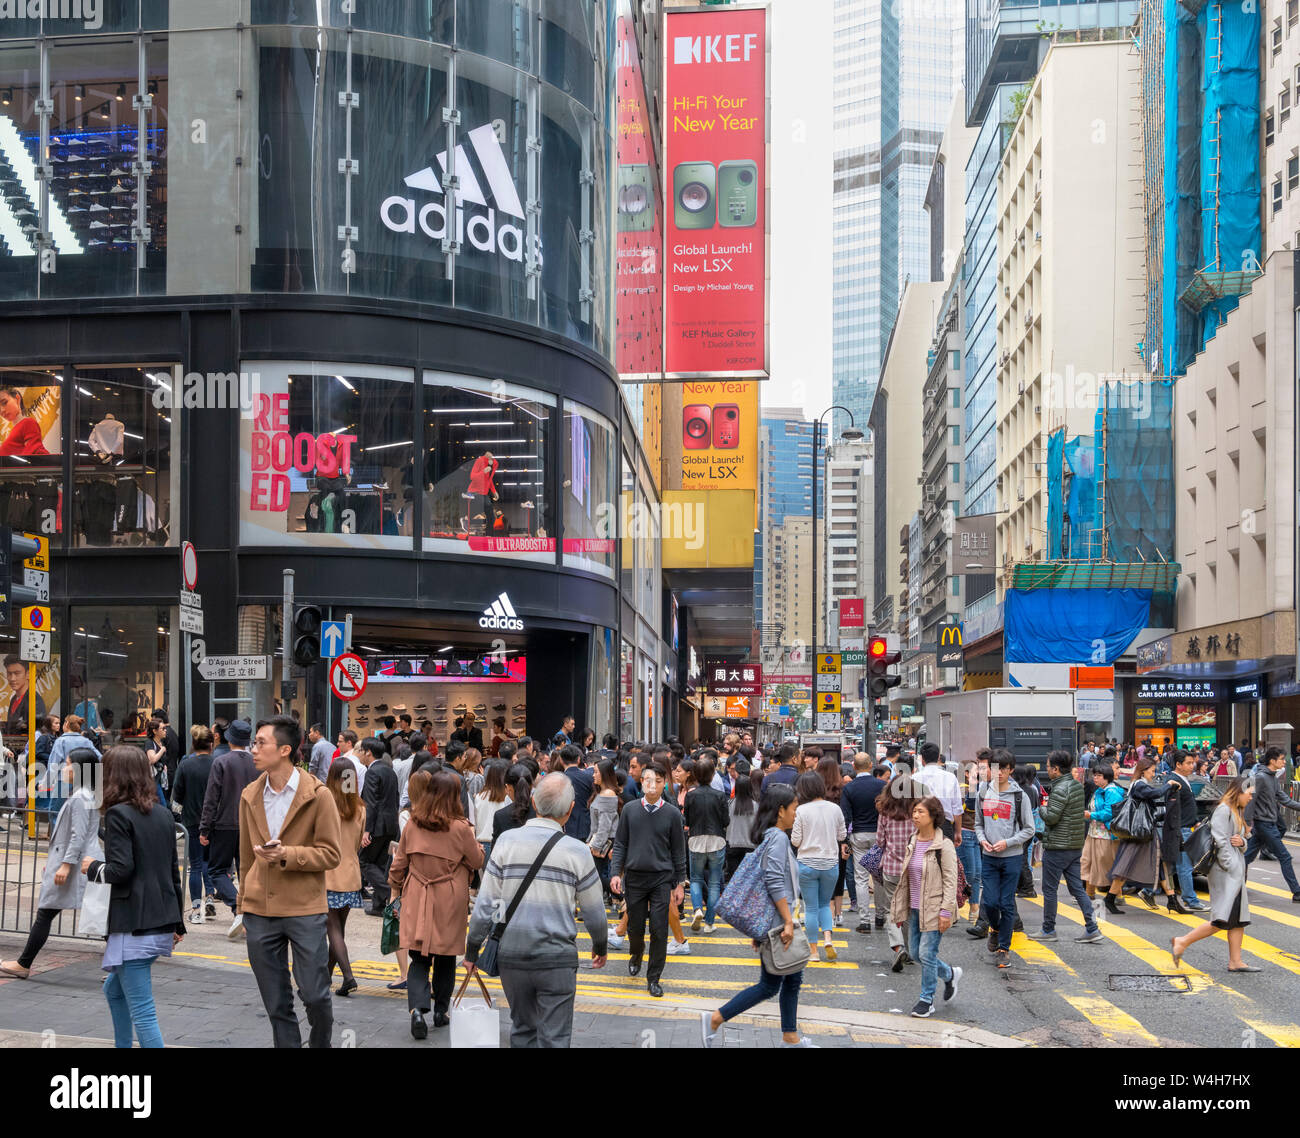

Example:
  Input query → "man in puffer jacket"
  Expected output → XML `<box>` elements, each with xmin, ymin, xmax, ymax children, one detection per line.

<box><xmin>1030</xmin><ymin>750</ymin><xmax>1103</xmax><ymax>945</ymax></box>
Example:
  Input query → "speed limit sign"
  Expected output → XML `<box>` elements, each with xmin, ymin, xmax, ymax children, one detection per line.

<box><xmin>329</xmin><ymin>653</ymin><xmax>367</xmax><ymax>702</ymax></box>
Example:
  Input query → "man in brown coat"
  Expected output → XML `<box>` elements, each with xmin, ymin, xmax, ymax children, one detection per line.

<box><xmin>239</xmin><ymin>715</ymin><xmax>342</xmax><ymax>1048</ymax></box>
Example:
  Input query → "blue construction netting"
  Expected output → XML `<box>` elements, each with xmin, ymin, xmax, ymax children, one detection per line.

<box><xmin>1047</xmin><ymin>428</ymin><xmax>1064</xmax><ymax>560</ymax></box>
<box><xmin>1197</xmin><ymin>0</ymin><xmax>1261</xmax><ymax>346</ymax></box>
<box><xmin>1095</xmin><ymin>379</ymin><xmax>1175</xmax><ymax>564</ymax></box>
<box><xmin>1046</xmin><ymin>430</ymin><xmax>1098</xmax><ymax>561</ymax></box>
<box><xmin>1006</xmin><ymin>587</ymin><xmax>1154</xmax><ymax>665</ymax></box>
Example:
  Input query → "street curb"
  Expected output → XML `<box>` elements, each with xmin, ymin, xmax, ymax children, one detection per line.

<box><xmin>568</xmin><ymin>991</ymin><xmax>1027</xmax><ymax>1047</ymax></box>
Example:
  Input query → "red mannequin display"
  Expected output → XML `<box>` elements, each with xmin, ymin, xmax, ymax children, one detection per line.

<box><xmin>466</xmin><ymin>452</ymin><xmax>500</xmax><ymax>537</ymax></box>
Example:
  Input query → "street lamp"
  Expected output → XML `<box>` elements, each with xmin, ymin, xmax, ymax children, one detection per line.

<box><xmin>811</xmin><ymin>406</ymin><xmax>863</xmax><ymax>737</ymax></box>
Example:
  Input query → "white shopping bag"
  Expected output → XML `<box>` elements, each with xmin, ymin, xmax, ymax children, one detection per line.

<box><xmin>79</xmin><ymin>878</ymin><xmax>110</xmax><ymax>939</ymax></box>
<box><xmin>450</xmin><ymin>971</ymin><xmax>500</xmax><ymax>1048</ymax></box>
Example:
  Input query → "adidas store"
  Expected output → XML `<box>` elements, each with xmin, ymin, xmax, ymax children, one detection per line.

<box><xmin>0</xmin><ymin>4</ymin><xmax>637</xmax><ymax>741</ymax></box>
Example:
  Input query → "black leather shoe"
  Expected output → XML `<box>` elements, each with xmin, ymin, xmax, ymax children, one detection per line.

<box><xmin>874</xmin><ymin>916</ymin><xmax>885</xmax><ymax>929</ymax></box>
<box><xmin>336</xmin><ymin>978</ymin><xmax>358</xmax><ymax>998</ymax></box>
<box><xmin>647</xmin><ymin>980</ymin><xmax>664</xmax><ymax>998</ymax></box>
<box><xmin>410</xmin><ymin>1011</ymin><xmax>428</xmax><ymax>1040</ymax></box>
<box><xmin>628</xmin><ymin>957</ymin><xmax>642</xmax><ymax>977</ymax></box>
<box><xmin>967</xmin><ymin>919</ymin><xmax>990</xmax><ymax>938</ymax></box>
<box><xmin>432</xmin><ymin>1012</ymin><xmax>450</xmax><ymax>1028</ymax></box>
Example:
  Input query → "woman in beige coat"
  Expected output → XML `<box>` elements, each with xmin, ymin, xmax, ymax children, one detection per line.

<box><xmin>324</xmin><ymin>764</ymin><xmax>366</xmax><ymax>997</ymax></box>
<box><xmin>891</xmin><ymin>796</ymin><xmax>960</xmax><ymax>1019</ymax></box>
<box><xmin>389</xmin><ymin>768</ymin><xmax>484</xmax><ymax>1038</ymax></box>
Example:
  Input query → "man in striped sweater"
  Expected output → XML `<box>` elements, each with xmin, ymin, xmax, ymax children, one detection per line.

<box><xmin>466</xmin><ymin>773</ymin><xmax>608</xmax><ymax>1047</ymax></box>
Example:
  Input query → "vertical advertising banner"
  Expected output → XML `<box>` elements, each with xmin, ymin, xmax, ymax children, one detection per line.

<box><xmin>664</xmin><ymin>6</ymin><xmax>768</xmax><ymax>377</ymax></box>
<box><xmin>616</xmin><ymin>5</ymin><xmax>665</xmax><ymax>379</ymax></box>
<box><xmin>662</xmin><ymin>380</ymin><xmax>759</xmax><ymax>491</ymax></box>
<box><xmin>839</xmin><ymin>599</ymin><xmax>865</xmax><ymax>629</ymax></box>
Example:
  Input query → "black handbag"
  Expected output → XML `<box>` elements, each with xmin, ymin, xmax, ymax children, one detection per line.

<box><xmin>476</xmin><ymin>830</ymin><xmax>565</xmax><ymax>977</ymax></box>
<box><xmin>1111</xmin><ymin>793</ymin><xmax>1154</xmax><ymax>842</ymax></box>
<box><xmin>1183</xmin><ymin>819</ymin><xmax>1218</xmax><ymax>875</ymax></box>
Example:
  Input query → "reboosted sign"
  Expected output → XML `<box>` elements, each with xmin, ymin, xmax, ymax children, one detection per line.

<box><xmin>665</xmin><ymin>6</ymin><xmax>768</xmax><ymax>378</ymax></box>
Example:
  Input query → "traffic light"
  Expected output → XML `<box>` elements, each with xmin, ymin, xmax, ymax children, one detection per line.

<box><xmin>292</xmin><ymin>605</ymin><xmax>323</xmax><ymax>667</ymax></box>
<box><xmin>868</xmin><ymin>635</ymin><xmax>902</xmax><ymax>699</ymax></box>
<box><xmin>0</xmin><ymin>528</ymin><xmax>46</xmax><ymax>626</ymax></box>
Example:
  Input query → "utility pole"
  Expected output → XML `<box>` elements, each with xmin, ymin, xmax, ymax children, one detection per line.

<box><xmin>282</xmin><ymin>569</ymin><xmax>294</xmax><ymax>711</ymax></box>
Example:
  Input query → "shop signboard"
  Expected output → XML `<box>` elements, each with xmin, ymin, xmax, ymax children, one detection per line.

<box><xmin>1176</xmin><ymin>728</ymin><xmax>1217</xmax><ymax>749</ymax></box>
<box><xmin>705</xmin><ymin>657</ymin><xmax>760</xmax><ymax>697</ymax></box>
<box><xmin>1135</xmin><ymin>680</ymin><xmax>1223</xmax><ymax>702</ymax></box>
<box><xmin>839</xmin><ymin>599</ymin><xmax>865</xmax><ymax>629</ymax></box>
<box><xmin>1230</xmin><ymin>677</ymin><xmax>1263</xmax><ymax>702</ymax></box>
<box><xmin>664</xmin><ymin>5</ymin><xmax>769</xmax><ymax>378</ymax></box>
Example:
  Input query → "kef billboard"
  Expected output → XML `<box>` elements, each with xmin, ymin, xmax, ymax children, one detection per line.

<box><xmin>664</xmin><ymin>6</ymin><xmax>768</xmax><ymax>378</ymax></box>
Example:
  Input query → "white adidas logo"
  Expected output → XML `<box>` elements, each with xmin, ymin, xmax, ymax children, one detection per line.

<box><xmin>381</xmin><ymin>124</ymin><xmax>543</xmax><ymax>266</ymax></box>
<box><xmin>479</xmin><ymin>592</ymin><xmax>524</xmax><ymax>632</ymax></box>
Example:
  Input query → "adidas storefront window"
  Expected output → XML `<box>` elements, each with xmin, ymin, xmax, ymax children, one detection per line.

<box><xmin>562</xmin><ymin>402</ymin><xmax>618</xmax><ymax>579</ymax></box>
<box><xmin>423</xmin><ymin>373</ymin><xmax>554</xmax><ymax>564</ymax></box>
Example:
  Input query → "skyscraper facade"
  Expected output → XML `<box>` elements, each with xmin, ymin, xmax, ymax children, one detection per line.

<box><xmin>832</xmin><ymin>0</ymin><xmax>956</xmax><ymax>440</ymax></box>
<box><xmin>756</xmin><ymin>409</ymin><xmax>815</xmax><ymax>638</ymax></box>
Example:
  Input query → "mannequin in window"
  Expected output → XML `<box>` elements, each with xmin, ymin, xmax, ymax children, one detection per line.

<box><xmin>88</xmin><ymin>412</ymin><xmax>125</xmax><ymax>461</ymax></box>
<box><xmin>465</xmin><ymin>451</ymin><xmax>500</xmax><ymax>537</ymax></box>
<box><xmin>0</xmin><ymin>388</ymin><xmax>50</xmax><ymax>457</ymax></box>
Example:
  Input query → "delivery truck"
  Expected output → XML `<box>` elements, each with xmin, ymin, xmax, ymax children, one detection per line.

<box><xmin>923</xmin><ymin>689</ymin><xmax>1077</xmax><ymax>769</ymax></box>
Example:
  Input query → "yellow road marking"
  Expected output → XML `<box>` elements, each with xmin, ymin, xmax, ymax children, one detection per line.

<box><xmin>578</xmin><ymin>932</ymin><xmax>850</xmax><ymax>949</ymax></box>
<box><xmin>1241</xmin><ymin>878</ymin><xmax>1297</xmax><ymax>902</ymax></box>
<box><xmin>1162</xmin><ymin>911</ymin><xmax>1300</xmax><ymax>977</ymax></box>
<box><xmin>1008</xmin><ymin>926</ymin><xmax>1157</xmax><ymax>1045</ymax></box>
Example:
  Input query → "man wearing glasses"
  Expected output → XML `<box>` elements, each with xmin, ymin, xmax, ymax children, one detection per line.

<box><xmin>239</xmin><ymin>715</ymin><xmax>343</xmax><ymax>1048</ymax></box>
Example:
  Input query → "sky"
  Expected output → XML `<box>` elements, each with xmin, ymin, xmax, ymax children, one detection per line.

<box><xmin>765</xmin><ymin>0</ymin><xmax>834</xmax><ymax>420</ymax></box>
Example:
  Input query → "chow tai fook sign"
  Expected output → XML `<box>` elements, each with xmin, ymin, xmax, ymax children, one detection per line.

<box><xmin>705</xmin><ymin>657</ymin><xmax>761</xmax><ymax>697</ymax></box>
<box><xmin>664</xmin><ymin>5</ymin><xmax>769</xmax><ymax>378</ymax></box>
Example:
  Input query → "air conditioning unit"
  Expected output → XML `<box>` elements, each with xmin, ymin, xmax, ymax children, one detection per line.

<box><xmin>1033</xmin><ymin>404</ymin><xmax>1041</xmax><ymax>415</ymax></box>
<box><xmin>1017</xmin><ymin>380</ymin><xmax>1025</xmax><ymax>394</ymax></box>
<box><xmin>999</xmin><ymin>349</ymin><xmax>1010</xmax><ymax>366</ymax></box>
<box><xmin>1034</xmin><ymin>462</ymin><xmax>1042</xmax><ymax>473</ymax></box>
<box><xmin>1016</xmin><ymin>482</ymin><xmax>1025</xmax><ymax>501</ymax></box>
<box><xmin>1024</xmin><ymin>307</ymin><xmax>1033</xmax><ymax>326</ymax></box>
<box><xmin>1034</xmin><ymin>230</ymin><xmax>1042</xmax><ymax>243</ymax></box>
<box><xmin>1003</xmin><ymin>285</ymin><xmax>1011</xmax><ymax>297</ymax></box>
<box><xmin>1034</xmin><ymin>176</ymin><xmax>1042</xmax><ymax>197</ymax></box>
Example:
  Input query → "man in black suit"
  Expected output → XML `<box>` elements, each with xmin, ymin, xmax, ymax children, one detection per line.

<box><xmin>358</xmin><ymin>738</ymin><xmax>400</xmax><ymax>914</ymax></box>
<box><xmin>1168</xmin><ymin>750</ymin><xmax>1209</xmax><ymax>912</ymax></box>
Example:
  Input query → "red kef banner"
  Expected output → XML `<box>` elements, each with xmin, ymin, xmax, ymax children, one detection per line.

<box><xmin>664</xmin><ymin>6</ymin><xmax>768</xmax><ymax>378</ymax></box>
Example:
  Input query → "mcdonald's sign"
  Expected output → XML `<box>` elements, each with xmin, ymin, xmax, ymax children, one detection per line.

<box><xmin>937</xmin><ymin>624</ymin><xmax>963</xmax><ymax>667</ymax></box>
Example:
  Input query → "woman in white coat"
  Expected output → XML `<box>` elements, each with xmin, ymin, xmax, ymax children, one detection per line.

<box><xmin>1170</xmin><ymin>776</ymin><xmax>1257</xmax><ymax>973</ymax></box>
<box><xmin>0</xmin><ymin>749</ymin><xmax>103</xmax><ymax>977</ymax></box>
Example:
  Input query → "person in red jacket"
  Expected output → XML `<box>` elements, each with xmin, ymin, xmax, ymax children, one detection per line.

<box><xmin>0</xmin><ymin>387</ymin><xmax>49</xmax><ymax>457</ymax></box>
<box><xmin>465</xmin><ymin>451</ymin><xmax>500</xmax><ymax>536</ymax></box>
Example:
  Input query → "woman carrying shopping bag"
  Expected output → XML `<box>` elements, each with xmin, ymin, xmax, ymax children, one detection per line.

<box><xmin>700</xmin><ymin>783</ymin><xmax>817</xmax><ymax>1048</ymax></box>
<box><xmin>1</xmin><ymin>749</ymin><xmax>103</xmax><ymax>978</ymax></box>
<box><xmin>79</xmin><ymin>747</ymin><xmax>186</xmax><ymax>1048</ymax></box>
<box><xmin>388</xmin><ymin>768</ymin><xmax>483</xmax><ymax>1039</ymax></box>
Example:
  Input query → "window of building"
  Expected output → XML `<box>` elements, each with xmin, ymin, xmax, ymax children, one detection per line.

<box><xmin>1274</xmin><ymin>177</ymin><xmax>1284</xmax><ymax>213</ymax></box>
<box><xmin>1281</xmin><ymin>84</ymin><xmax>1291</xmax><ymax>123</ymax></box>
<box><xmin>73</xmin><ymin>366</ymin><xmax>178</xmax><ymax>548</ymax></box>
<box><xmin>1273</xmin><ymin>21</ymin><xmax>1283</xmax><ymax>54</ymax></box>
<box><xmin>949</xmin><ymin>424</ymin><xmax>961</xmax><ymax>446</ymax></box>
<box><xmin>424</xmin><ymin>372</ymin><xmax>554</xmax><ymax>562</ymax></box>
<box><xmin>950</xmin><ymin>463</ymin><xmax>961</xmax><ymax>483</ymax></box>
<box><xmin>1288</xmin><ymin>154</ymin><xmax>1298</xmax><ymax>194</ymax></box>
<box><xmin>563</xmin><ymin>402</ymin><xmax>616</xmax><ymax>578</ymax></box>
<box><xmin>0</xmin><ymin>369</ymin><xmax>62</xmax><ymax>542</ymax></box>
<box><xmin>238</xmin><ymin>362</ymin><xmax>416</xmax><ymax>550</ymax></box>
<box><xmin>67</xmin><ymin>605</ymin><xmax>171</xmax><ymax>745</ymax></box>
<box><xmin>1267</xmin><ymin>108</ymin><xmax>1276</xmax><ymax>147</ymax></box>
<box><xmin>1290</xmin><ymin>0</ymin><xmax>1298</xmax><ymax>29</ymax></box>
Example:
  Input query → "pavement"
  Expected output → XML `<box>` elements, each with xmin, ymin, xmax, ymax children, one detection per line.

<box><xmin>1</xmin><ymin>831</ymin><xmax>1298</xmax><ymax>1048</ymax></box>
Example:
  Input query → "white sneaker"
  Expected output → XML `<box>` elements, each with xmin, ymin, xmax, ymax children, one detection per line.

<box><xmin>606</xmin><ymin>932</ymin><xmax>628</xmax><ymax>950</ymax></box>
<box><xmin>700</xmin><ymin>924</ymin><xmax>716</xmax><ymax>934</ymax></box>
<box><xmin>691</xmin><ymin>909</ymin><xmax>704</xmax><ymax>932</ymax></box>
<box><xmin>187</xmin><ymin>907</ymin><xmax>205</xmax><ymax>925</ymax></box>
<box><xmin>226</xmin><ymin>914</ymin><xmax>245</xmax><ymax>940</ymax></box>
<box><xmin>667</xmin><ymin>939</ymin><xmax>691</xmax><ymax>955</ymax></box>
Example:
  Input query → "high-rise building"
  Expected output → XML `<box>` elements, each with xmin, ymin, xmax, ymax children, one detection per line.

<box><xmin>767</xmin><ymin>515</ymin><xmax>824</xmax><ymax>661</ymax></box>
<box><xmin>832</xmin><ymin>0</ymin><xmax>956</xmax><ymax>440</ymax></box>
<box><xmin>757</xmin><ymin>409</ymin><xmax>815</xmax><ymax>654</ymax></box>
<box><xmin>821</xmin><ymin>437</ymin><xmax>874</xmax><ymax>646</ymax></box>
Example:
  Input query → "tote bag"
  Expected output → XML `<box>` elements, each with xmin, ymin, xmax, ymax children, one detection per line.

<box><xmin>715</xmin><ymin>832</ymin><xmax>781</xmax><ymax>939</ymax></box>
<box><xmin>450</xmin><ymin>971</ymin><xmax>500</xmax><ymax>1048</ymax></box>
<box><xmin>79</xmin><ymin>878</ymin><xmax>111</xmax><ymax>939</ymax></box>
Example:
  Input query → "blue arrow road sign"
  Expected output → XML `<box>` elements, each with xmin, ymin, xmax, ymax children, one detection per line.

<box><xmin>321</xmin><ymin>621</ymin><xmax>346</xmax><ymax>659</ymax></box>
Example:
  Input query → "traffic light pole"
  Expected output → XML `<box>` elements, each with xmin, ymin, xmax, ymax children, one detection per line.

<box><xmin>283</xmin><ymin>569</ymin><xmax>294</xmax><ymax>713</ymax></box>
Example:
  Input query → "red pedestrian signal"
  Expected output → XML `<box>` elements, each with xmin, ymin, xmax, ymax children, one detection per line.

<box><xmin>869</xmin><ymin>636</ymin><xmax>887</xmax><ymax>657</ymax></box>
<box><xmin>868</xmin><ymin>636</ymin><xmax>901</xmax><ymax>699</ymax></box>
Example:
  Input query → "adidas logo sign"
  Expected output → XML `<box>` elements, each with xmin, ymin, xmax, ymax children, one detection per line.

<box><xmin>381</xmin><ymin>123</ymin><xmax>544</xmax><ymax>267</ymax></box>
<box><xmin>479</xmin><ymin>592</ymin><xmax>524</xmax><ymax>632</ymax></box>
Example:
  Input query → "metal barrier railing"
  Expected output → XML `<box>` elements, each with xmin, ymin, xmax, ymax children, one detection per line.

<box><xmin>0</xmin><ymin>809</ymin><xmax>190</xmax><ymax>941</ymax></box>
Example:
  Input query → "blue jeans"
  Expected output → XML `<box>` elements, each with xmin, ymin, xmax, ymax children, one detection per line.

<box><xmin>905</xmin><ymin>909</ymin><xmax>953</xmax><ymax>1005</ymax></box>
<box><xmin>1176</xmin><ymin>826</ymin><xmax>1198</xmax><ymax>904</ymax></box>
<box><xmin>103</xmin><ymin>959</ymin><xmax>164</xmax><ymax>1048</ymax></box>
<box><xmin>689</xmin><ymin>848</ymin><xmax>725</xmax><ymax>924</ymax></box>
<box><xmin>718</xmin><ymin>963</ymin><xmax>803</xmax><ymax>1034</ymax></box>
<box><xmin>1040</xmin><ymin>848</ymin><xmax>1097</xmax><ymax>934</ymax></box>
<box><xmin>798</xmin><ymin>862</ymin><xmax>839</xmax><ymax>942</ymax></box>
<box><xmin>981</xmin><ymin>853</ymin><xmax>1022</xmax><ymax>951</ymax></box>
<box><xmin>955</xmin><ymin>835</ymin><xmax>981</xmax><ymax>911</ymax></box>
<box><xmin>187</xmin><ymin>827</ymin><xmax>213</xmax><ymax>904</ymax></box>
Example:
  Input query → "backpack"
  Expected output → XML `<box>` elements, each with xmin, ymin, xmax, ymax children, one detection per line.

<box><xmin>715</xmin><ymin>831</ymin><xmax>783</xmax><ymax>939</ymax></box>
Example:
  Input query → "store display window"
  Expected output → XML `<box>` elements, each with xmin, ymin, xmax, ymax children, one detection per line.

<box><xmin>239</xmin><ymin>361</ymin><xmax>416</xmax><ymax>550</ymax></box>
<box><xmin>68</xmin><ymin>605</ymin><xmax>169</xmax><ymax>748</ymax></box>
<box><xmin>562</xmin><ymin>401</ymin><xmax>616</xmax><ymax>578</ymax></box>
<box><xmin>73</xmin><ymin>366</ymin><xmax>176</xmax><ymax>547</ymax></box>
<box><xmin>0</xmin><ymin>368</ymin><xmax>62</xmax><ymax>540</ymax></box>
<box><xmin>423</xmin><ymin>372</ymin><xmax>554</xmax><ymax>563</ymax></box>
<box><xmin>619</xmin><ymin>450</ymin><xmax>634</xmax><ymax>598</ymax></box>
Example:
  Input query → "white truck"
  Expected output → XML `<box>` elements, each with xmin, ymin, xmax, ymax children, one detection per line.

<box><xmin>923</xmin><ymin>689</ymin><xmax>1077</xmax><ymax>769</ymax></box>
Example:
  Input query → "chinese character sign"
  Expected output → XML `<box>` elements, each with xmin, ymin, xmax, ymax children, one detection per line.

<box><xmin>704</xmin><ymin>656</ymin><xmax>761</xmax><ymax>696</ymax></box>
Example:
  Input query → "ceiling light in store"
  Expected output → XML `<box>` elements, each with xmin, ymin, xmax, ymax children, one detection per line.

<box><xmin>463</xmin><ymin>438</ymin><xmax>527</xmax><ymax>445</ymax></box>
<box><xmin>334</xmin><ymin>375</ymin><xmax>356</xmax><ymax>392</ymax></box>
<box><xmin>116</xmin><ymin>85</ymin><xmax>125</xmax><ymax>101</ymax></box>
<box><xmin>421</xmin><ymin>655</ymin><xmax>438</xmax><ymax>674</ymax></box>
<box><xmin>397</xmin><ymin>658</ymin><xmax>413</xmax><ymax>676</ymax></box>
<box><xmin>2</xmin><ymin>89</ymin><xmax>10</xmax><ymax>106</ymax></box>
<box><xmin>445</xmin><ymin>657</ymin><xmax>464</xmax><ymax>676</ymax></box>
<box><xmin>148</xmin><ymin>81</ymin><xmax>158</xmax><ymax>95</ymax></box>
<box><xmin>75</xmin><ymin>85</ymin><xmax>84</xmax><ymax>101</ymax></box>
<box><xmin>362</xmin><ymin>441</ymin><xmax>412</xmax><ymax>452</ymax></box>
